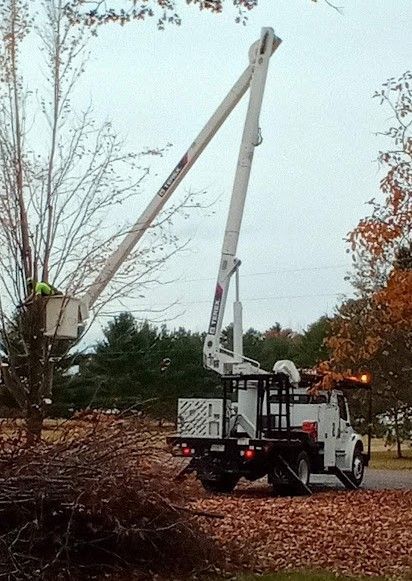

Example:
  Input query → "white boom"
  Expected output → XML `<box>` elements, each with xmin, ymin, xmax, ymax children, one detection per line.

<box><xmin>203</xmin><ymin>27</ymin><xmax>277</xmax><ymax>376</ymax></box>
<box><xmin>82</xmin><ymin>29</ymin><xmax>281</xmax><ymax>315</ymax></box>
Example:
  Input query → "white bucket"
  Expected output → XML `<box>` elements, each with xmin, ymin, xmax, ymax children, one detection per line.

<box><xmin>44</xmin><ymin>296</ymin><xmax>80</xmax><ymax>339</ymax></box>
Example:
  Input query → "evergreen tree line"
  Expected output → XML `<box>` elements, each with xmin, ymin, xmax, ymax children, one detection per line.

<box><xmin>51</xmin><ymin>313</ymin><xmax>330</xmax><ymax>419</ymax></box>
<box><xmin>2</xmin><ymin>308</ymin><xmax>409</xmax><ymax>446</ymax></box>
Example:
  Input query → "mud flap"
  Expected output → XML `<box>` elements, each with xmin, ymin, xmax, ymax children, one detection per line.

<box><xmin>329</xmin><ymin>466</ymin><xmax>359</xmax><ymax>490</ymax></box>
<box><xmin>174</xmin><ymin>459</ymin><xmax>196</xmax><ymax>481</ymax></box>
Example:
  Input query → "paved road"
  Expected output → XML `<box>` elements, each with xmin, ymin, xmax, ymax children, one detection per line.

<box><xmin>364</xmin><ymin>468</ymin><xmax>412</xmax><ymax>489</ymax></box>
<box><xmin>233</xmin><ymin>469</ymin><xmax>412</xmax><ymax>497</ymax></box>
<box><xmin>310</xmin><ymin>468</ymin><xmax>412</xmax><ymax>490</ymax></box>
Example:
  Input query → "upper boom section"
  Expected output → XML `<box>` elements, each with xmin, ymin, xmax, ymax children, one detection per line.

<box><xmin>204</xmin><ymin>28</ymin><xmax>279</xmax><ymax>375</ymax></box>
<box><xmin>83</xmin><ymin>29</ymin><xmax>281</xmax><ymax>312</ymax></box>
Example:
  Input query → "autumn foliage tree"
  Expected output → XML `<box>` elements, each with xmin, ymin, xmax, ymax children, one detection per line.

<box><xmin>326</xmin><ymin>72</ymin><xmax>412</xmax><ymax>455</ymax></box>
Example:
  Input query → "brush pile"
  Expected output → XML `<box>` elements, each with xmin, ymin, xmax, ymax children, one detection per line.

<box><xmin>0</xmin><ymin>416</ymin><xmax>220</xmax><ymax>580</ymax></box>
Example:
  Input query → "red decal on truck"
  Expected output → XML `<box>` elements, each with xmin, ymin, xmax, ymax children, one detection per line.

<box><xmin>208</xmin><ymin>283</ymin><xmax>223</xmax><ymax>335</ymax></box>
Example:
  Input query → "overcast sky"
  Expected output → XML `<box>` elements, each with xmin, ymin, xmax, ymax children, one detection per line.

<box><xmin>75</xmin><ymin>0</ymin><xmax>411</xmax><ymax>341</ymax></box>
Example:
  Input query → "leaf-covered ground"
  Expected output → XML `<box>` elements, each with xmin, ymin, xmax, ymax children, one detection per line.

<box><xmin>190</xmin><ymin>487</ymin><xmax>412</xmax><ymax>579</ymax></box>
<box><xmin>2</xmin><ymin>418</ymin><xmax>410</xmax><ymax>579</ymax></box>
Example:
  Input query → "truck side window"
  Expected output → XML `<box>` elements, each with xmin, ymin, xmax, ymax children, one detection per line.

<box><xmin>309</xmin><ymin>394</ymin><xmax>327</xmax><ymax>404</ymax></box>
<box><xmin>337</xmin><ymin>394</ymin><xmax>348</xmax><ymax>421</ymax></box>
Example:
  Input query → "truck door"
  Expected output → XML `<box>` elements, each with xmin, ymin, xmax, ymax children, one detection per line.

<box><xmin>336</xmin><ymin>393</ymin><xmax>352</xmax><ymax>452</ymax></box>
<box><xmin>324</xmin><ymin>403</ymin><xmax>339</xmax><ymax>468</ymax></box>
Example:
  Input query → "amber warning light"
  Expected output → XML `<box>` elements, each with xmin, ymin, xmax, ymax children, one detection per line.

<box><xmin>347</xmin><ymin>371</ymin><xmax>372</xmax><ymax>385</ymax></box>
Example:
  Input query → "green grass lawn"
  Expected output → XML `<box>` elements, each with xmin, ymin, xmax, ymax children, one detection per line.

<box><xmin>369</xmin><ymin>449</ymin><xmax>412</xmax><ymax>470</ymax></box>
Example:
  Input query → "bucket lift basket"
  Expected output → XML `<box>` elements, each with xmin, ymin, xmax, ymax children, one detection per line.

<box><xmin>44</xmin><ymin>295</ymin><xmax>80</xmax><ymax>340</ymax></box>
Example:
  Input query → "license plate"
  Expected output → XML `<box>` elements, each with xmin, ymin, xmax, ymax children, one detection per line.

<box><xmin>210</xmin><ymin>444</ymin><xmax>225</xmax><ymax>452</ymax></box>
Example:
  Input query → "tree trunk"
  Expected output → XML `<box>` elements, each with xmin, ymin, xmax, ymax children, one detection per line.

<box><xmin>25</xmin><ymin>405</ymin><xmax>44</xmax><ymax>443</ymax></box>
<box><xmin>393</xmin><ymin>407</ymin><xmax>403</xmax><ymax>459</ymax></box>
<box><xmin>21</xmin><ymin>300</ymin><xmax>48</xmax><ymax>441</ymax></box>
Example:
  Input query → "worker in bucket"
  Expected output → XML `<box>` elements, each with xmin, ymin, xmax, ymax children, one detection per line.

<box><xmin>21</xmin><ymin>277</ymin><xmax>62</xmax><ymax>306</ymax></box>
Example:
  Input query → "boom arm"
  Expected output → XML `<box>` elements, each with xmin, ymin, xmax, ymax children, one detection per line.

<box><xmin>203</xmin><ymin>28</ymin><xmax>279</xmax><ymax>375</ymax></box>
<box><xmin>82</xmin><ymin>30</ymin><xmax>281</xmax><ymax>314</ymax></box>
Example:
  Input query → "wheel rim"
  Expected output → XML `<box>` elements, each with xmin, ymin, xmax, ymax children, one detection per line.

<box><xmin>297</xmin><ymin>458</ymin><xmax>309</xmax><ymax>483</ymax></box>
<box><xmin>353</xmin><ymin>455</ymin><xmax>364</xmax><ymax>480</ymax></box>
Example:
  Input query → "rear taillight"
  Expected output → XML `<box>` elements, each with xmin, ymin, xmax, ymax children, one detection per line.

<box><xmin>244</xmin><ymin>448</ymin><xmax>255</xmax><ymax>460</ymax></box>
<box><xmin>182</xmin><ymin>447</ymin><xmax>192</xmax><ymax>457</ymax></box>
<box><xmin>302</xmin><ymin>421</ymin><xmax>318</xmax><ymax>441</ymax></box>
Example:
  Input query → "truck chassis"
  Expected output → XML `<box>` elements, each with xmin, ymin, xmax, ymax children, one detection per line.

<box><xmin>168</xmin><ymin>372</ymin><xmax>372</xmax><ymax>495</ymax></box>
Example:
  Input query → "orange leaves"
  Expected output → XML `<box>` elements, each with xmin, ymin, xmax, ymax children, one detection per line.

<box><xmin>375</xmin><ymin>269</ymin><xmax>412</xmax><ymax>329</ymax></box>
<box><xmin>326</xmin><ymin>265</ymin><xmax>411</xmax><ymax>375</ymax></box>
<box><xmin>348</xmin><ymin>73</ymin><xmax>411</xmax><ymax>264</ymax></box>
<box><xmin>311</xmin><ymin>361</ymin><xmax>347</xmax><ymax>391</ymax></box>
<box><xmin>338</xmin><ymin>75</ymin><xmax>411</xmax><ymax>375</ymax></box>
<box><xmin>350</xmin><ymin>218</ymin><xmax>405</xmax><ymax>258</ymax></box>
<box><xmin>325</xmin><ymin>296</ymin><xmax>382</xmax><ymax>369</ymax></box>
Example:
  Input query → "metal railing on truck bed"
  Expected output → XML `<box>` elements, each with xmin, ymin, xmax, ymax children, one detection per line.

<box><xmin>222</xmin><ymin>372</ymin><xmax>295</xmax><ymax>440</ymax></box>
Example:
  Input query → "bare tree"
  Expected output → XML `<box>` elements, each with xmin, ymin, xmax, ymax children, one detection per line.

<box><xmin>63</xmin><ymin>0</ymin><xmax>344</xmax><ymax>30</ymax></box>
<box><xmin>0</xmin><ymin>0</ymin><xmax>198</xmax><ymax>438</ymax></box>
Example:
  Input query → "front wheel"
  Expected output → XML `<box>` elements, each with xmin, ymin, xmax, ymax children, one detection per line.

<box><xmin>345</xmin><ymin>446</ymin><xmax>364</xmax><ymax>488</ymax></box>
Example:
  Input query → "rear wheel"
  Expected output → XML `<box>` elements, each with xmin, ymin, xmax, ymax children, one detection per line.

<box><xmin>270</xmin><ymin>462</ymin><xmax>290</xmax><ymax>496</ymax></box>
<box><xmin>295</xmin><ymin>451</ymin><xmax>310</xmax><ymax>482</ymax></box>
<box><xmin>271</xmin><ymin>482</ymin><xmax>292</xmax><ymax>496</ymax></box>
<box><xmin>271</xmin><ymin>451</ymin><xmax>311</xmax><ymax>496</ymax></box>
<box><xmin>291</xmin><ymin>451</ymin><xmax>311</xmax><ymax>494</ymax></box>
<box><xmin>200</xmin><ymin>474</ymin><xmax>238</xmax><ymax>493</ymax></box>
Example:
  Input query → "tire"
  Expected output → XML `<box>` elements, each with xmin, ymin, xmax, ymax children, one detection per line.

<box><xmin>294</xmin><ymin>451</ymin><xmax>311</xmax><ymax>487</ymax></box>
<box><xmin>289</xmin><ymin>451</ymin><xmax>311</xmax><ymax>495</ymax></box>
<box><xmin>345</xmin><ymin>446</ymin><xmax>364</xmax><ymax>488</ymax></box>
<box><xmin>270</xmin><ymin>462</ymin><xmax>290</xmax><ymax>496</ymax></box>
<box><xmin>271</xmin><ymin>451</ymin><xmax>311</xmax><ymax>496</ymax></box>
<box><xmin>271</xmin><ymin>482</ymin><xmax>292</xmax><ymax>497</ymax></box>
<box><xmin>200</xmin><ymin>474</ymin><xmax>238</xmax><ymax>493</ymax></box>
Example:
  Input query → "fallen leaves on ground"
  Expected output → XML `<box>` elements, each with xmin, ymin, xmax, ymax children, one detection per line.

<box><xmin>2</xmin><ymin>416</ymin><xmax>411</xmax><ymax>579</ymax></box>
<box><xmin>190</xmin><ymin>488</ymin><xmax>412</xmax><ymax>579</ymax></box>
